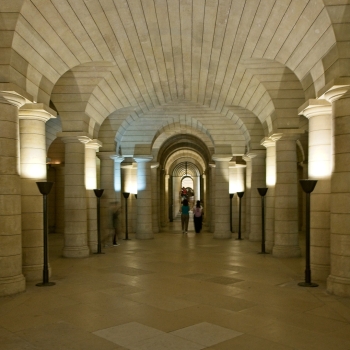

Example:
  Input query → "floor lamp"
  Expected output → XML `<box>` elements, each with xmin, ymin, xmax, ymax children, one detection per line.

<box><xmin>93</xmin><ymin>189</ymin><xmax>104</xmax><ymax>254</ymax></box>
<box><xmin>257</xmin><ymin>187</ymin><xmax>268</xmax><ymax>254</ymax></box>
<box><xmin>36</xmin><ymin>181</ymin><xmax>55</xmax><ymax>287</ymax></box>
<box><xmin>123</xmin><ymin>192</ymin><xmax>130</xmax><ymax>240</ymax></box>
<box><xmin>236</xmin><ymin>191</ymin><xmax>244</xmax><ymax>240</ymax></box>
<box><xmin>298</xmin><ymin>179</ymin><xmax>318</xmax><ymax>288</ymax></box>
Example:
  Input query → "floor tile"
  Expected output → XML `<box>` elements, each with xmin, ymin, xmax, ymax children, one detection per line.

<box><xmin>170</xmin><ymin>322</ymin><xmax>243</xmax><ymax>346</ymax></box>
<box><xmin>128</xmin><ymin>333</ymin><xmax>205</xmax><ymax>350</ymax></box>
<box><xmin>93</xmin><ymin>322</ymin><xmax>165</xmax><ymax>347</ymax></box>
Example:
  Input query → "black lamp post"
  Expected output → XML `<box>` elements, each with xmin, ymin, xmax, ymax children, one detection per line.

<box><xmin>229</xmin><ymin>193</ymin><xmax>234</xmax><ymax>233</ymax></box>
<box><xmin>236</xmin><ymin>191</ymin><xmax>244</xmax><ymax>240</ymax></box>
<box><xmin>257</xmin><ymin>187</ymin><xmax>268</xmax><ymax>254</ymax></box>
<box><xmin>123</xmin><ymin>192</ymin><xmax>130</xmax><ymax>240</ymax></box>
<box><xmin>36</xmin><ymin>182</ymin><xmax>55</xmax><ymax>287</ymax></box>
<box><xmin>93</xmin><ymin>189</ymin><xmax>104</xmax><ymax>254</ymax></box>
<box><xmin>298</xmin><ymin>179</ymin><xmax>318</xmax><ymax>288</ymax></box>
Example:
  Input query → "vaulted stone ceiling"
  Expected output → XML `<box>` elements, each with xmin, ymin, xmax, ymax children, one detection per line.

<box><xmin>7</xmin><ymin>0</ymin><xmax>342</xmax><ymax>157</ymax></box>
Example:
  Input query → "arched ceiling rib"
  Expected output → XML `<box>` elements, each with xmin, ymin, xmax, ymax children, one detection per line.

<box><xmin>172</xmin><ymin>161</ymin><xmax>201</xmax><ymax>178</ymax></box>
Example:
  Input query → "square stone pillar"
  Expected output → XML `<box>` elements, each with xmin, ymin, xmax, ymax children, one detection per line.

<box><xmin>212</xmin><ymin>155</ymin><xmax>232</xmax><ymax>239</ymax></box>
<box><xmin>242</xmin><ymin>155</ymin><xmax>252</xmax><ymax>239</ymax></box>
<box><xmin>134</xmin><ymin>156</ymin><xmax>153</xmax><ymax>239</ymax></box>
<box><xmin>272</xmin><ymin>131</ymin><xmax>303</xmax><ymax>258</ymax></box>
<box><xmin>246</xmin><ymin>151</ymin><xmax>266</xmax><ymax>242</ymax></box>
<box><xmin>151</xmin><ymin>162</ymin><xmax>160</xmax><ymax>233</ymax></box>
<box><xmin>98</xmin><ymin>152</ymin><xmax>116</xmax><ymax>244</ymax></box>
<box><xmin>59</xmin><ymin>134</ymin><xmax>89</xmax><ymax>258</ymax></box>
<box><xmin>209</xmin><ymin>163</ymin><xmax>215</xmax><ymax>233</ymax></box>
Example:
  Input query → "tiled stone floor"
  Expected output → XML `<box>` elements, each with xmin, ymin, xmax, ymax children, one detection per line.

<box><xmin>1</xmin><ymin>220</ymin><xmax>350</xmax><ymax>349</ymax></box>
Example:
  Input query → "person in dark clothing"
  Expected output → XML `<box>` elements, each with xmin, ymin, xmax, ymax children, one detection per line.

<box><xmin>193</xmin><ymin>200</ymin><xmax>204</xmax><ymax>233</ymax></box>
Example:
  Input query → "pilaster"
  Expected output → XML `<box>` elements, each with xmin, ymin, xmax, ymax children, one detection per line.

<box><xmin>151</xmin><ymin>162</ymin><xmax>160</xmax><ymax>233</ymax></box>
<box><xmin>272</xmin><ymin>130</ymin><xmax>303</xmax><ymax>258</ymax></box>
<box><xmin>212</xmin><ymin>155</ymin><xmax>232</xmax><ymax>239</ymax></box>
<box><xmin>134</xmin><ymin>156</ymin><xmax>153</xmax><ymax>239</ymax></box>
<box><xmin>59</xmin><ymin>133</ymin><xmax>89</xmax><ymax>258</ymax></box>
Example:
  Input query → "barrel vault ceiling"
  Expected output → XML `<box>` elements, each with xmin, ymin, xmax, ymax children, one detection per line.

<box><xmin>7</xmin><ymin>0</ymin><xmax>340</xmax><ymax>159</ymax></box>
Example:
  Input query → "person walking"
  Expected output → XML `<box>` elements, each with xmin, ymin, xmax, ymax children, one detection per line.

<box><xmin>111</xmin><ymin>202</ymin><xmax>121</xmax><ymax>246</ymax></box>
<box><xmin>193</xmin><ymin>200</ymin><xmax>204</xmax><ymax>233</ymax></box>
<box><xmin>181</xmin><ymin>199</ymin><xmax>190</xmax><ymax>234</ymax></box>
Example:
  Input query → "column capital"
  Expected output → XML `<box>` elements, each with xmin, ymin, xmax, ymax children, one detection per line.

<box><xmin>85</xmin><ymin>139</ymin><xmax>102</xmax><ymax>151</ymax></box>
<box><xmin>57</xmin><ymin>132</ymin><xmax>90</xmax><ymax>143</ymax></box>
<box><xmin>134</xmin><ymin>155</ymin><xmax>153</xmax><ymax>163</ymax></box>
<box><xmin>19</xmin><ymin>103</ymin><xmax>57</xmax><ymax>122</ymax></box>
<box><xmin>317</xmin><ymin>78</ymin><xmax>350</xmax><ymax>102</ymax></box>
<box><xmin>242</xmin><ymin>153</ymin><xmax>256</xmax><ymax>162</ymax></box>
<box><xmin>261</xmin><ymin>137</ymin><xmax>277</xmax><ymax>148</ymax></box>
<box><xmin>212</xmin><ymin>154</ymin><xmax>232</xmax><ymax>162</ymax></box>
<box><xmin>298</xmin><ymin>99</ymin><xmax>332</xmax><ymax>118</ymax></box>
<box><xmin>110</xmin><ymin>155</ymin><xmax>124</xmax><ymax>163</ymax></box>
<box><xmin>0</xmin><ymin>91</ymin><xmax>27</xmax><ymax>108</ymax></box>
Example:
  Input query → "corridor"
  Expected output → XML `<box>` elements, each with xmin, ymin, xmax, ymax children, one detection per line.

<box><xmin>1</xmin><ymin>222</ymin><xmax>350</xmax><ymax>349</ymax></box>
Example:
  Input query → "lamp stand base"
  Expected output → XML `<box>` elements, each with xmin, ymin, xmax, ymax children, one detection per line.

<box><xmin>36</xmin><ymin>282</ymin><xmax>55</xmax><ymax>287</ymax></box>
<box><xmin>298</xmin><ymin>282</ymin><xmax>318</xmax><ymax>287</ymax></box>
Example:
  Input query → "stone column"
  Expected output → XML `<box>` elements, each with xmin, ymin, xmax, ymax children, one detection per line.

<box><xmin>134</xmin><ymin>156</ymin><xmax>153</xmax><ymax>239</ymax></box>
<box><xmin>19</xmin><ymin>103</ymin><xmax>56</xmax><ymax>281</ymax></box>
<box><xmin>52</xmin><ymin>164</ymin><xmax>65</xmax><ymax>234</ymax></box>
<box><xmin>261</xmin><ymin>137</ymin><xmax>277</xmax><ymax>252</ymax></box>
<box><xmin>230</xmin><ymin>164</ymin><xmax>246</xmax><ymax>233</ymax></box>
<box><xmin>164</xmin><ymin>174</ymin><xmax>170</xmax><ymax>226</ymax></box>
<box><xmin>202</xmin><ymin>172</ymin><xmax>207</xmax><ymax>225</ymax></box>
<box><xmin>112</xmin><ymin>155</ymin><xmax>124</xmax><ymax>239</ymax></box>
<box><xmin>299</xmin><ymin>100</ymin><xmax>332</xmax><ymax>281</ymax></box>
<box><xmin>0</xmin><ymin>92</ymin><xmax>26</xmax><ymax>296</ymax></box>
<box><xmin>99</xmin><ymin>152</ymin><xmax>117</xmax><ymax>244</ymax></box>
<box><xmin>248</xmin><ymin>151</ymin><xmax>266</xmax><ymax>241</ymax></box>
<box><xmin>243</xmin><ymin>155</ymin><xmax>253</xmax><ymax>239</ymax></box>
<box><xmin>273</xmin><ymin>131</ymin><xmax>303</xmax><ymax>258</ymax></box>
<box><xmin>209</xmin><ymin>163</ymin><xmax>215</xmax><ymax>233</ymax></box>
<box><xmin>84</xmin><ymin>139</ymin><xmax>102</xmax><ymax>252</ymax></box>
<box><xmin>121</xmin><ymin>161</ymin><xmax>133</xmax><ymax>234</ymax></box>
<box><xmin>322</xmin><ymin>83</ymin><xmax>350</xmax><ymax>297</ymax></box>
<box><xmin>212</xmin><ymin>155</ymin><xmax>231</xmax><ymax>239</ymax></box>
<box><xmin>59</xmin><ymin>134</ymin><xmax>89</xmax><ymax>258</ymax></box>
<box><xmin>151</xmin><ymin>162</ymin><xmax>160</xmax><ymax>233</ymax></box>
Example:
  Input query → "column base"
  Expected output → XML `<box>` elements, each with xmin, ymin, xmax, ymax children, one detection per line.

<box><xmin>136</xmin><ymin>232</ymin><xmax>154</xmax><ymax>239</ymax></box>
<box><xmin>63</xmin><ymin>246</ymin><xmax>90</xmax><ymax>258</ymax></box>
<box><xmin>213</xmin><ymin>231</ymin><xmax>232</xmax><ymax>239</ymax></box>
<box><xmin>311</xmin><ymin>264</ymin><xmax>330</xmax><ymax>282</ymax></box>
<box><xmin>272</xmin><ymin>245</ymin><xmax>301</xmax><ymax>258</ymax></box>
<box><xmin>265</xmin><ymin>241</ymin><xmax>274</xmax><ymax>253</ymax></box>
<box><xmin>327</xmin><ymin>275</ymin><xmax>350</xmax><ymax>298</ymax></box>
<box><xmin>0</xmin><ymin>274</ymin><xmax>26</xmax><ymax>297</ymax></box>
<box><xmin>89</xmin><ymin>242</ymin><xmax>98</xmax><ymax>253</ymax></box>
<box><xmin>23</xmin><ymin>264</ymin><xmax>52</xmax><ymax>282</ymax></box>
